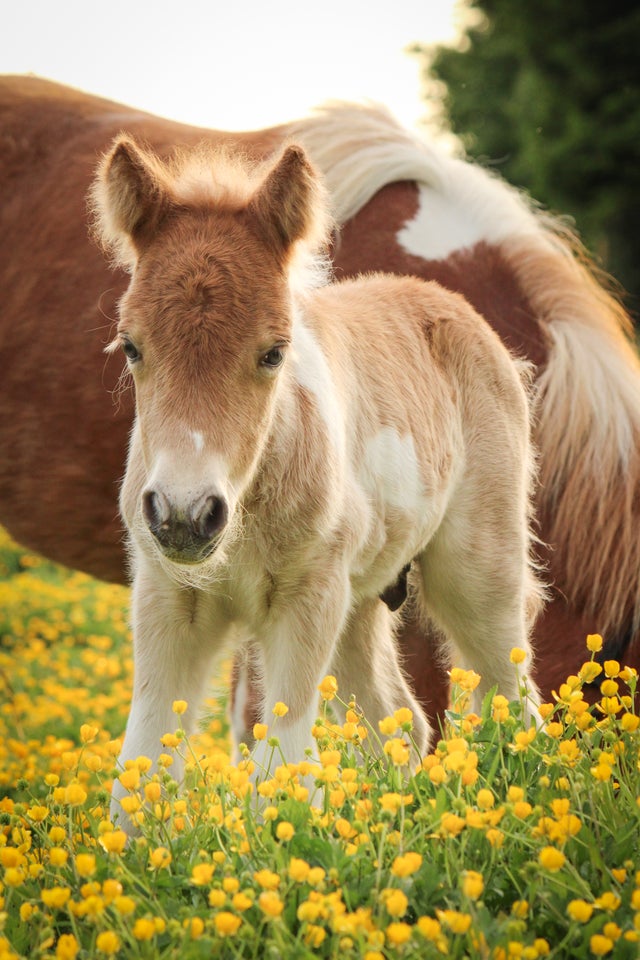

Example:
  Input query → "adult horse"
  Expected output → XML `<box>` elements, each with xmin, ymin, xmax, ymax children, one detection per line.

<box><xmin>92</xmin><ymin>135</ymin><xmax>541</xmax><ymax>819</ymax></box>
<box><xmin>1</xmin><ymin>76</ymin><xmax>638</xmax><ymax>724</ymax></box>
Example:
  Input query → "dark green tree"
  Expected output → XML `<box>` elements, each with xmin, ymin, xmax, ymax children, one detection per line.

<box><xmin>414</xmin><ymin>0</ymin><xmax>640</xmax><ymax>310</ymax></box>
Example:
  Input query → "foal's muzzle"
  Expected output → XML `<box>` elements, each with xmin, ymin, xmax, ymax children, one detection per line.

<box><xmin>141</xmin><ymin>489</ymin><xmax>229</xmax><ymax>563</ymax></box>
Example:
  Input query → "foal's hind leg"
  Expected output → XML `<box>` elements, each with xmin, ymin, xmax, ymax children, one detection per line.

<box><xmin>417</xmin><ymin>500</ymin><xmax>541</xmax><ymax>722</ymax></box>
<box><xmin>332</xmin><ymin>597</ymin><xmax>431</xmax><ymax>756</ymax></box>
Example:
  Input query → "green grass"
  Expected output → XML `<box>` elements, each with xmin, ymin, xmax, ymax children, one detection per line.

<box><xmin>1</xmin><ymin>527</ymin><xmax>639</xmax><ymax>959</ymax></box>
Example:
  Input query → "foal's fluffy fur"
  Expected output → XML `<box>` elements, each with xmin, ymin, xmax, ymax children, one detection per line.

<box><xmin>93</xmin><ymin>137</ymin><xmax>543</xmax><ymax>828</ymax></box>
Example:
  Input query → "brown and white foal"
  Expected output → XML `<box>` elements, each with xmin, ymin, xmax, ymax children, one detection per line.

<box><xmin>91</xmin><ymin>137</ymin><xmax>542</xmax><ymax>824</ymax></box>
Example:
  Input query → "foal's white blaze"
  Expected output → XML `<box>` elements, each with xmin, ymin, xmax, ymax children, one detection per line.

<box><xmin>190</xmin><ymin>429</ymin><xmax>205</xmax><ymax>455</ymax></box>
<box><xmin>361</xmin><ymin>427</ymin><xmax>424</xmax><ymax>512</ymax></box>
<box><xmin>291</xmin><ymin>314</ymin><xmax>346</xmax><ymax>457</ymax></box>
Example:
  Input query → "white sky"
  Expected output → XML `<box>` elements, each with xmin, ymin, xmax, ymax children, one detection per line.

<box><xmin>4</xmin><ymin>0</ymin><xmax>463</xmax><ymax>132</ymax></box>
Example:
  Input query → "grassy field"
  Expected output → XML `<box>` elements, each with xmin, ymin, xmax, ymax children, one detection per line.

<box><xmin>0</xmin><ymin>526</ymin><xmax>639</xmax><ymax>958</ymax></box>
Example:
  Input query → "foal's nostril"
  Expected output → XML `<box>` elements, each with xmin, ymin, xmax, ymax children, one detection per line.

<box><xmin>142</xmin><ymin>489</ymin><xmax>168</xmax><ymax>534</ymax></box>
<box><xmin>196</xmin><ymin>495</ymin><xmax>228</xmax><ymax>541</ymax></box>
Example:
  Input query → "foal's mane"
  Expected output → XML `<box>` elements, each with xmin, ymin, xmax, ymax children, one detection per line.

<box><xmin>288</xmin><ymin>102</ymin><xmax>640</xmax><ymax>640</ymax></box>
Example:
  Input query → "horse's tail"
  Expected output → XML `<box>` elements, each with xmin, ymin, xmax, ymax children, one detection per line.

<box><xmin>505</xmin><ymin>230</ymin><xmax>640</xmax><ymax>645</ymax></box>
<box><xmin>289</xmin><ymin>101</ymin><xmax>640</xmax><ymax>652</ymax></box>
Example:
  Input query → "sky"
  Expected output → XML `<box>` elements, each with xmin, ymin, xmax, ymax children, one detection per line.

<box><xmin>4</xmin><ymin>0</ymin><xmax>463</xmax><ymax>133</ymax></box>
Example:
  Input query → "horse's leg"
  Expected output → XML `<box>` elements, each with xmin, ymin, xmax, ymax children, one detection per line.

<box><xmin>331</xmin><ymin>597</ymin><xmax>431</xmax><ymax>756</ymax></box>
<box><xmin>250</xmin><ymin>568</ymin><xmax>351</xmax><ymax>778</ymax></box>
<box><xmin>110</xmin><ymin>560</ymin><xmax>226</xmax><ymax>826</ymax></box>
<box><xmin>229</xmin><ymin>643</ymin><xmax>262</xmax><ymax>751</ymax></box>
<box><xmin>416</xmin><ymin>502</ymin><xmax>541</xmax><ymax>723</ymax></box>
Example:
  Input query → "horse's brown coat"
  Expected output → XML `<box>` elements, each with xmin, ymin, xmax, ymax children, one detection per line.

<box><xmin>1</xmin><ymin>76</ymin><xmax>639</xmax><ymax>732</ymax></box>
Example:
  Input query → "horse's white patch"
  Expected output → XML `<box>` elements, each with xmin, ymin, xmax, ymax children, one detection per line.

<box><xmin>361</xmin><ymin>427</ymin><xmax>424</xmax><ymax>512</ymax></box>
<box><xmin>397</xmin><ymin>186</ymin><xmax>486</xmax><ymax>261</ymax></box>
<box><xmin>291</xmin><ymin>313</ymin><xmax>346</xmax><ymax>457</ymax></box>
<box><xmin>397</xmin><ymin>175</ymin><xmax>541</xmax><ymax>263</ymax></box>
<box><xmin>190</xmin><ymin>430</ymin><xmax>205</xmax><ymax>455</ymax></box>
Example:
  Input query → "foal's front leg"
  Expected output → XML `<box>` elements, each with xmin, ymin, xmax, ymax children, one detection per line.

<box><xmin>250</xmin><ymin>566</ymin><xmax>351</xmax><ymax>778</ymax></box>
<box><xmin>110</xmin><ymin>560</ymin><xmax>225</xmax><ymax>825</ymax></box>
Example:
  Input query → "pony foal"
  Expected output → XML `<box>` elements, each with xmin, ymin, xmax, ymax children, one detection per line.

<box><xmin>91</xmin><ymin>137</ymin><xmax>542</xmax><ymax>821</ymax></box>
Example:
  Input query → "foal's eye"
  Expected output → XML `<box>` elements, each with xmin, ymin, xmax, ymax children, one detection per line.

<box><xmin>122</xmin><ymin>338</ymin><xmax>142</xmax><ymax>364</ymax></box>
<box><xmin>259</xmin><ymin>345</ymin><xmax>286</xmax><ymax>370</ymax></box>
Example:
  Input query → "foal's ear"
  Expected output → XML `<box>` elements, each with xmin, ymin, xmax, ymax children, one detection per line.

<box><xmin>249</xmin><ymin>145</ymin><xmax>330</xmax><ymax>256</ymax></box>
<box><xmin>91</xmin><ymin>136</ymin><xmax>171</xmax><ymax>267</ymax></box>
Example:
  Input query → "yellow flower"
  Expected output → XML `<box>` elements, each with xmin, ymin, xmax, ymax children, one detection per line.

<box><xmin>621</xmin><ymin>714</ymin><xmax>640</xmax><ymax>732</ymax></box>
<box><xmin>384</xmin><ymin>738</ymin><xmax>410</xmax><ymax>766</ymax></box>
<box><xmin>215</xmin><ymin>912</ymin><xmax>242</xmax><ymax>936</ymax></box>
<box><xmin>586</xmin><ymin>634</ymin><xmax>604</xmax><ymax>652</ymax></box>
<box><xmin>477</xmin><ymin>789</ymin><xmax>495</xmax><ymax>810</ymax></box>
<box><xmin>440</xmin><ymin>813</ymin><xmax>466</xmax><ymax>837</ymax></box>
<box><xmin>318</xmin><ymin>675</ymin><xmax>338</xmax><ymax>700</ymax></box>
<box><xmin>603</xmin><ymin>660</ymin><xmax>620</xmax><ymax>678</ymax></box>
<box><xmin>590</xmin><ymin>934</ymin><xmax>614</xmax><ymax>956</ymax></box>
<box><xmin>591</xmin><ymin>762</ymin><xmax>613</xmax><ymax>782</ymax></box>
<box><xmin>132</xmin><ymin>918</ymin><xmax>156</xmax><ymax>941</ymax></box>
<box><xmin>144</xmin><ymin>781</ymin><xmax>162</xmax><ymax>803</ymax></box>
<box><xmin>96</xmin><ymin>931</ymin><xmax>121</xmax><ymax>955</ymax></box>
<box><xmin>417</xmin><ymin>916</ymin><xmax>442</xmax><ymax>941</ymax></box>
<box><xmin>272</xmin><ymin>702</ymin><xmax>289</xmax><ymax>718</ymax></box>
<box><xmin>55</xmin><ymin>933</ymin><xmax>79</xmax><ymax>960</ymax></box>
<box><xmin>253</xmin><ymin>722</ymin><xmax>268</xmax><ymax>740</ymax></box>
<box><xmin>510</xmin><ymin>647</ymin><xmax>526</xmax><ymax>664</ymax></box>
<box><xmin>394</xmin><ymin>707</ymin><xmax>413</xmax><ymax>728</ymax></box>
<box><xmin>391</xmin><ymin>852</ymin><xmax>422</xmax><ymax>878</ymax></box>
<box><xmin>254</xmin><ymin>869</ymin><xmax>280</xmax><ymax>890</ymax></box>
<box><xmin>49</xmin><ymin>847</ymin><xmax>68</xmax><ymax>867</ymax></box>
<box><xmin>191</xmin><ymin>863</ymin><xmax>215</xmax><ymax>886</ymax></box>
<box><xmin>511</xmin><ymin>900</ymin><xmax>529</xmax><ymax>918</ymax></box>
<box><xmin>172</xmin><ymin>699</ymin><xmax>188</xmax><ymax>715</ymax></box>
<box><xmin>289</xmin><ymin>858</ymin><xmax>311</xmax><ymax>882</ymax></box>
<box><xmin>100</xmin><ymin>830</ymin><xmax>127</xmax><ymax>855</ymax></box>
<box><xmin>160</xmin><ymin>732</ymin><xmax>180</xmax><ymax>748</ymax></box>
<box><xmin>75</xmin><ymin>854</ymin><xmax>96</xmax><ymax>878</ymax></box>
<box><xmin>492</xmin><ymin>695</ymin><xmax>510</xmax><ymax>722</ymax></box>
<box><xmin>450</xmin><ymin>667</ymin><xmax>481</xmax><ymax>691</ymax></box>
<box><xmin>113</xmin><ymin>895</ymin><xmax>136</xmax><ymax>916</ymax></box>
<box><xmin>208</xmin><ymin>889</ymin><xmax>226</xmax><ymax>908</ymax></box>
<box><xmin>385</xmin><ymin>922</ymin><xmax>412</xmax><ymax>946</ymax></box>
<box><xmin>579</xmin><ymin>661</ymin><xmax>603</xmax><ymax>684</ymax></box>
<box><xmin>437</xmin><ymin>909</ymin><xmax>472</xmax><ymax>934</ymax></box>
<box><xmin>595</xmin><ymin>892</ymin><xmax>621</xmax><ymax>912</ymax></box>
<box><xmin>183</xmin><ymin>917</ymin><xmax>205</xmax><ymax>939</ymax></box>
<box><xmin>64</xmin><ymin>783</ymin><xmax>87</xmax><ymax>806</ymax></box>
<box><xmin>26</xmin><ymin>804</ymin><xmax>48</xmax><ymax>823</ymax></box>
<box><xmin>538</xmin><ymin>847</ymin><xmax>566</xmax><ymax>872</ymax></box>
<box><xmin>41</xmin><ymin>886</ymin><xmax>71</xmax><ymax>909</ymax></box>
<box><xmin>276</xmin><ymin>821</ymin><xmax>295</xmax><ymax>842</ymax></box>
<box><xmin>427</xmin><ymin>763</ymin><xmax>447</xmax><ymax>785</ymax></box>
<box><xmin>378</xmin><ymin>716</ymin><xmax>397</xmax><ymax>736</ymax></box>
<box><xmin>567</xmin><ymin>899</ymin><xmax>594</xmax><ymax>923</ymax></box>
<box><xmin>149</xmin><ymin>846</ymin><xmax>172</xmax><ymax>870</ymax></box>
<box><xmin>383</xmin><ymin>888</ymin><xmax>408</xmax><ymax>918</ymax></box>
<box><xmin>259</xmin><ymin>890</ymin><xmax>284</xmax><ymax>917</ymax></box>
<box><xmin>80</xmin><ymin>723</ymin><xmax>99</xmax><ymax>743</ymax></box>
<box><xmin>462</xmin><ymin>870</ymin><xmax>484</xmax><ymax>900</ymax></box>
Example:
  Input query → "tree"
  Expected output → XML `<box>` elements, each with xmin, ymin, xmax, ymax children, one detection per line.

<box><xmin>414</xmin><ymin>0</ymin><xmax>640</xmax><ymax>311</ymax></box>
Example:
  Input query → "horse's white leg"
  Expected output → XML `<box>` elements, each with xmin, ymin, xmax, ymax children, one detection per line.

<box><xmin>417</xmin><ymin>492</ymin><xmax>541</xmax><ymax>722</ymax></box>
<box><xmin>110</xmin><ymin>560</ymin><xmax>226</xmax><ymax>825</ymax></box>
<box><xmin>332</xmin><ymin>597</ymin><xmax>431</xmax><ymax>756</ymax></box>
<box><xmin>250</xmin><ymin>567</ymin><xmax>351</xmax><ymax>778</ymax></box>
